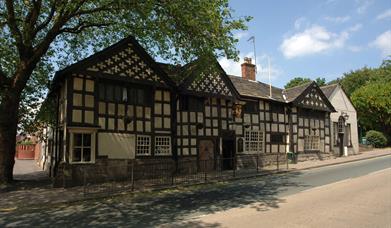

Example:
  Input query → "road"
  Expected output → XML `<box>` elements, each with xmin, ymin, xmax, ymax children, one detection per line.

<box><xmin>168</xmin><ymin>168</ymin><xmax>391</xmax><ymax>228</ymax></box>
<box><xmin>0</xmin><ymin>155</ymin><xmax>390</xmax><ymax>227</ymax></box>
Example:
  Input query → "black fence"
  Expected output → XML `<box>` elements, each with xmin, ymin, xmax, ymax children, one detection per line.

<box><xmin>80</xmin><ymin>154</ymin><xmax>289</xmax><ymax>197</ymax></box>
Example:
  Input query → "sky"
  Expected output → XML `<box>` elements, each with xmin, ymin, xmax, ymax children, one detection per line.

<box><xmin>220</xmin><ymin>0</ymin><xmax>391</xmax><ymax>88</ymax></box>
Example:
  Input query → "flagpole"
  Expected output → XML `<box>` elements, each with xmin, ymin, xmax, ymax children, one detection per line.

<box><xmin>268</xmin><ymin>56</ymin><xmax>272</xmax><ymax>98</ymax></box>
<box><xmin>247</xmin><ymin>36</ymin><xmax>257</xmax><ymax>75</ymax></box>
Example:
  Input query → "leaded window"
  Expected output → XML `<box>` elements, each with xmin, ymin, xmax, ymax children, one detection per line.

<box><xmin>243</xmin><ymin>101</ymin><xmax>259</xmax><ymax>113</ymax></box>
<box><xmin>244</xmin><ymin>130</ymin><xmax>264</xmax><ymax>153</ymax></box>
<box><xmin>136</xmin><ymin>135</ymin><xmax>151</xmax><ymax>155</ymax></box>
<box><xmin>154</xmin><ymin>136</ymin><xmax>171</xmax><ymax>155</ymax></box>
<box><xmin>304</xmin><ymin>135</ymin><xmax>320</xmax><ymax>151</ymax></box>
<box><xmin>180</xmin><ymin>96</ymin><xmax>204</xmax><ymax>112</ymax></box>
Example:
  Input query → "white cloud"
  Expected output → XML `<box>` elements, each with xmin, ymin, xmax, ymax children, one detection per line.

<box><xmin>324</xmin><ymin>16</ymin><xmax>351</xmax><ymax>23</ymax></box>
<box><xmin>280</xmin><ymin>25</ymin><xmax>350</xmax><ymax>58</ymax></box>
<box><xmin>370</xmin><ymin>30</ymin><xmax>391</xmax><ymax>57</ymax></box>
<box><xmin>356</xmin><ymin>0</ymin><xmax>373</xmax><ymax>14</ymax></box>
<box><xmin>218</xmin><ymin>53</ymin><xmax>282</xmax><ymax>82</ymax></box>
<box><xmin>376</xmin><ymin>9</ymin><xmax>391</xmax><ymax>20</ymax></box>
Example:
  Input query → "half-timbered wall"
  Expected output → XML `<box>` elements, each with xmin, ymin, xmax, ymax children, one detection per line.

<box><xmin>295</xmin><ymin>108</ymin><xmax>330</xmax><ymax>153</ymax></box>
<box><xmin>176</xmin><ymin>97</ymin><xmax>234</xmax><ymax>156</ymax></box>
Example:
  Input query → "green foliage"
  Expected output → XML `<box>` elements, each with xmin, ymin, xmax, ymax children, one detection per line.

<box><xmin>340</xmin><ymin>59</ymin><xmax>391</xmax><ymax>97</ymax></box>
<box><xmin>315</xmin><ymin>77</ymin><xmax>326</xmax><ymax>87</ymax></box>
<box><xmin>284</xmin><ymin>77</ymin><xmax>312</xmax><ymax>89</ymax></box>
<box><xmin>284</xmin><ymin>77</ymin><xmax>325</xmax><ymax>89</ymax></box>
<box><xmin>0</xmin><ymin>0</ymin><xmax>251</xmax><ymax>133</ymax></box>
<box><xmin>365</xmin><ymin>130</ymin><xmax>387</xmax><ymax>148</ymax></box>
<box><xmin>351</xmin><ymin>82</ymin><xmax>391</xmax><ymax>137</ymax></box>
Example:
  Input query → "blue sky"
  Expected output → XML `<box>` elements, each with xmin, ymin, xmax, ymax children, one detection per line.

<box><xmin>220</xmin><ymin>0</ymin><xmax>391</xmax><ymax>88</ymax></box>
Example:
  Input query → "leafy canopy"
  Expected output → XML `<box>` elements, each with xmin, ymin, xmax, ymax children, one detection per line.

<box><xmin>351</xmin><ymin>81</ymin><xmax>391</xmax><ymax>136</ymax></box>
<box><xmin>284</xmin><ymin>77</ymin><xmax>326</xmax><ymax>89</ymax></box>
<box><xmin>0</xmin><ymin>0</ymin><xmax>251</xmax><ymax>133</ymax></box>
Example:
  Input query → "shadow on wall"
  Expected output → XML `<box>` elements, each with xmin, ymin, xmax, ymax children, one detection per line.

<box><xmin>0</xmin><ymin>171</ymin><xmax>307</xmax><ymax>227</ymax></box>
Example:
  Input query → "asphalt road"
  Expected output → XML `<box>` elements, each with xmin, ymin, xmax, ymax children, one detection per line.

<box><xmin>0</xmin><ymin>155</ymin><xmax>390</xmax><ymax>227</ymax></box>
<box><xmin>173</xmin><ymin>167</ymin><xmax>391</xmax><ymax>228</ymax></box>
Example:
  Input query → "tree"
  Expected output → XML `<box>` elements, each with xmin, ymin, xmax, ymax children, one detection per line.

<box><xmin>284</xmin><ymin>77</ymin><xmax>312</xmax><ymax>89</ymax></box>
<box><xmin>284</xmin><ymin>77</ymin><xmax>325</xmax><ymax>89</ymax></box>
<box><xmin>0</xmin><ymin>0</ymin><xmax>251</xmax><ymax>183</ymax></box>
<box><xmin>315</xmin><ymin>77</ymin><xmax>326</xmax><ymax>87</ymax></box>
<box><xmin>340</xmin><ymin>61</ymin><xmax>391</xmax><ymax>97</ymax></box>
<box><xmin>351</xmin><ymin>82</ymin><xmax>391</xmax><ymax>138</ymax></box>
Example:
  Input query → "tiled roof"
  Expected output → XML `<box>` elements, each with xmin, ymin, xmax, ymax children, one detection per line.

<box><xmin>282</xmin><ymin>82</ymin><xmax>313</xmax><ymax>102</ymax></box>
<box><xmin>320</xmin><ymin>83</ymin><xmax>338</xmax><ymax>98</ymax></box>
<box><xmin>228</xmin><ymin>75</ymin><xmax>285</xmax><ymax>102</ymax></box>
<box><xmin>157</xmin><ymin>62</ymin><xmax>187</xmax><ymax>85</ymax></box>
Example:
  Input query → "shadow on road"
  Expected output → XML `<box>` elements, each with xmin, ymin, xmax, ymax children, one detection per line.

<box><xmin>0</xmin><ymin>171</ymin><xmax>307</xmax><ymax>227</ymax></box>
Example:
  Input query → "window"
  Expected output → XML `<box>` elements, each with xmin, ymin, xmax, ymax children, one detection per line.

<box><xmin>98</xmin><ymin>82</ymin><xmax>152</xmax><ymax>106</ymax></box>
<box><xmin>180</xmin><ymin>96</ymin><xmax>204</xmax><ymax>112</ymax></box>
<box><xmin>304</xmin><ymin>135</ymin><xmax>320</xmax><ymax>151</ymax></box>
<box><xmin>155</xmin><ymin>136</ymin><xmax>171</xmax><ymax>155</ymax></box>
<box><xmin>338</xmin><ymin>116</ymin><xmax>345</xmax><ymax>133</ymax></box>
<box><xmin>237</xmin><ymin>138</ymin><xmax>244</xmax><ymax>153</ymax></box>
<box><xmin>271</xmin><ymin>104</ymin><xmax>285</xmax><ymax>114</ymax></box>
<box><xmin>129</xmin><ymin>87</ymin><xmax>152</xmax><ymax>106</ymax></box>
<box><xmin>70</xmin><ymin>131</ymin><xmax>95</xmax><ymax>163</ymax></box>
<box><xmin>244</xmin><ymin>130</ymin><xmax>264</xmax><ymax>153</ymax></box>
<box><xmin>136</xmin><ymin>135</ymin><xmax>151</xmax><ymax>155</ymax></box>
<box><xmin>271</xmin><ymin>133</ymin><xmax>284</xmax><ymax>144</ymax></box>
<box><xmin>243</xmin><ymin>101</ymin><xmax>259</xmax><ymax>113</ymax></box>
<box><xmin>333</xmin><ymin>122</ymin><xmax>338</xmax><ymax>146</ymax></box>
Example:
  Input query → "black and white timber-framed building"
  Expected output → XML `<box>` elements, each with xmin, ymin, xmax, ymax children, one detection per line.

<box><xmin>47</xmin><ymin>36</ymin><xmax>336</xmax><ymax>185</ymax></box>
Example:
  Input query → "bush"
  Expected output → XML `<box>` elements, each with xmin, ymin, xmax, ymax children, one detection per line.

<box><xmin>365</xmin><ymin>130</ymin><xmax>387</xmax><ymax>148</ymax></box>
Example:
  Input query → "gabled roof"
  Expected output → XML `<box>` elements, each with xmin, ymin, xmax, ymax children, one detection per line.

<box><xmin>320</xmin><ymin>83</ymin><xmax>338</xmax><ymax>98</ymax></box>
<box><xmin>158</xmin><ymin>58</ymin><xmax>240</xmax><ymax>99</ymax></box>
<box><xmin>228</xmin><ymin>76</ymin><xmax>285</xmax><ymax>102</ymax></box>
<box><xmin>51</xmin><ymin>36</ymin><xmax>176</xmax><ymax>90</ymax></box>
<box><xmin>290</xmin><ymin>82</ymin><xmax>336</xmax><ymax>112</ymax></box>
<box><xmin>282</xmin><ymin>82</ymin><xmax>312</xmax><ymax>102</ymax></box>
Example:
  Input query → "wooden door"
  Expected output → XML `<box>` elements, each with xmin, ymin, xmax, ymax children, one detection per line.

<box><xmin>198</xmin><ymin>139</ymin><xmax>215</xmax><ymax>171</ymax></box>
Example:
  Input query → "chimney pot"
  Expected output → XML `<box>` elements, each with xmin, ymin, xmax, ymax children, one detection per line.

<box><xmin>241</xmin><ymin>57</ymin><xmax>256</xmax><ymax>81</ymax></box>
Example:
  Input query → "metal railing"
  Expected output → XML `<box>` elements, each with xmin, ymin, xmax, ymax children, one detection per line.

<box><xmin>80</xmin><ymin>154</ymin><xmax>289</xmax><ymax>197</ymax></box>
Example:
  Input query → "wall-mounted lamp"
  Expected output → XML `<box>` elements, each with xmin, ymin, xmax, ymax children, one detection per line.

<box><xmin>341</xmin><ymin>112</ymin><xmax>349</xmax><ymax>121</ymax></box>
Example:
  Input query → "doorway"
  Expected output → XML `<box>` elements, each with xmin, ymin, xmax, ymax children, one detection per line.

<box><xmin>198</xmin><ymin>139</ymin><xmax>215</xmax><ymax>172</ymax></box>
<box><xmin>222</xmin><ymin>138</ymin><xmax>235</xmax><ymax>170</ymax></box>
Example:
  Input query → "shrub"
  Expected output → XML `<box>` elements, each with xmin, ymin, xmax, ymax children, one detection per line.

<box><xmin>365</xmin><ymin>130</ymin><xmax>387</xmax><ymax>148</ymax></box>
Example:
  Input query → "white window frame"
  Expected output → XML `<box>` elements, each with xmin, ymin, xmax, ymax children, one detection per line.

<box><xmin>136</xmin><ymin>135</ymin><xmax>151</xmax><ymax>156</ymax></box>
<box><xmin>154</xmin><ymin>136</ymin><xmax>171</xmax><ymax>156</ymax></box>
<box><xmin>244</xmin><ymin>130</ymin><xmax>264</xmax><ymax>154</ymax></box>
<box><xmin>304</xmin><ymin>135</ymin><xmax>320</xmax><ymax>151</ymax></box>
<box><xmin>69</xmin><ymin>128</ymin><xmax>96</xmax><ymax>164</ymax></box>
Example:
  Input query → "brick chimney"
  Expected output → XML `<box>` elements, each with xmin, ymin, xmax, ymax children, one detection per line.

<box><xmin>241</xmin><ymin>57</ymin><xmax>256</xmax><ymax>81</ymax></box>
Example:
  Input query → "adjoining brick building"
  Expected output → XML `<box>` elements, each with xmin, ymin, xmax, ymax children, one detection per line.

<box><xmin>47</xmin><ymin>36</ymin><xmax>338</xmax><ymax>186</ymax></box>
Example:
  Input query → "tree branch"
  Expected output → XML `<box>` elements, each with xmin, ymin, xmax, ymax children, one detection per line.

<box><xmin>5</xmin><ymin>0</ymin><xmax>25</xmax><ymax>56</ymax></box>
<box><xmin>59</xmin><ymin>22</ymin><xmax>112</xmax><ymax>34</ymax></box>
<box><xmin>34</xmin><ymin>1</ymin><xmax>56</xmax><ymax>34</ymax></box>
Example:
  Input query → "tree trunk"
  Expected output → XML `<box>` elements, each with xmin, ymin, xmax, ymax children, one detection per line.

<box><xmin>0</xmin><ymin>89</ymin><xmax>20</xmax><ymax>184</ymax></box>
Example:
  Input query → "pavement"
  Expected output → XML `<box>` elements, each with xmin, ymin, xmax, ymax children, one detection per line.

<box><xmin>0</xmin><ymin>148</ymin><xmax>390</xmax><ymax>211</ymax></box>
<box><xmin>0</xmin><ymin>151</ymin><xmax>390</xmax><ymax>227</ymax></box>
